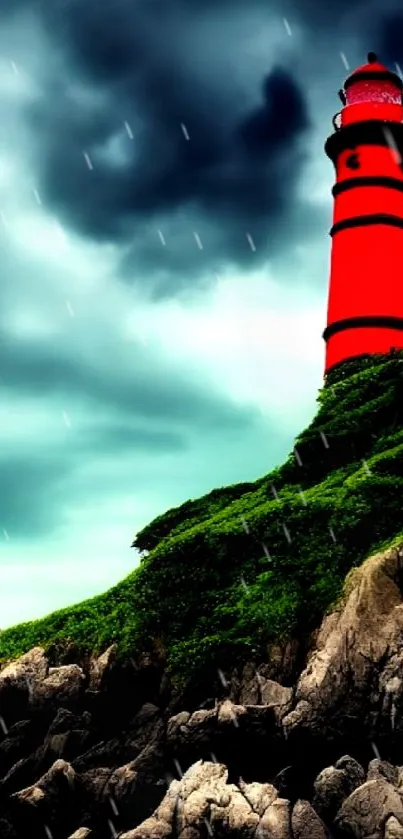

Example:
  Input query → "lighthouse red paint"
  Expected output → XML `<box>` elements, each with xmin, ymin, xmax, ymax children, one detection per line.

<box><xmin>323</xmin><ymin>52</ymin><xmax>403</xmax><ymax>373</ymax></box>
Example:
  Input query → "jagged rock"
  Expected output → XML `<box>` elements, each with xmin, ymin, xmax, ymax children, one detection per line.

<box><xmin>38</xmin><ymin>707</ymin><xmax>92</xmax><ymax>765</ymax></box>
<box><xmin>47</xmin><ymin>708</ymin><xmax>92</xmax><ymax>735</ymax></box>
<box><xmin>281</xmin><ymin>700</ymin><xmax>310</xmax><ymax>731</ymax></box>
<box><xmin>237</xmin><ymin>662</ymin><xmax>260</xmax><ymax>704</ymax></box>
<box><xmin>334</xmin><ymin>778</ymin><xmax>403</xmax><ymax>838</ymax></box>
<box><xmin>259</xmin><ymin>798</ymin><xmax>291</xmax><ymax>839</ymax></box>
<box><xmin>8</xmin><ymin>759</ymin><xmax>79</xmax><ymax>836</ymax></box>
<box><xmin>0</xmin><ymin>647</ymin><xmax>86</xmax><ymax>719</ymax></box>
<box><xmin>3</xmin><ymin>547</ymin><xmax>403</xmax><ymax>838</ymax></box>
<box><xmin>0</xmin><ymin>753</ymin><xmax>41</xmax><ymax>797</ymax></box>
<box><xmin>11</xmin><ymin>757</ymin><xmax>76</xmax><ymax>793</ymax></box>
<box><xmin>36</xmin><ymin>664</ymin><xmax>86</xmax><ymax>706</ymax></box>
<box><xmin>312</xmin><ymin>754</ymin><xmax>365</xmax><ymax>820</ymax></box>
<box><xmin>218</xmin><ymin>698</ymin><xmax>247</xmax><ymax>726</ymax></box>
<box><xmin>73</xmin><ymin>703</ymin><xmax>164</xmax><ymax>773</ymax></box>
<box><xmin>0</xmin><ymin>647</ymin><xmax>48</xmax><ymax>722</ymax></box>
<box><xmin>283</xmin><ymin>547</ymin><xmax>403</xmax><ymax>738</ymax></box>
<box><xmin>0</xmin><ymin>719</ymin><xmax>42</xmax><ymax>776</ymax></box>
<box><xmin>106</xmin><ymin>760</ymin><xmax>138</xmax><ymax>802</ymax></box>
<box><xmin>0</xmin><ymin>647</ymin><xmax>48</xmax><ymax>684</ymax></box>
<box><xmin>166</xmin><ymin>698</ymin><xmax>280</xmax><ymax>766</ymax></box>
<box><xmin>167</xmin><ymin>707</ymin><xmax>216</xmax><ymax>751</ymax></box>
<box><xmin>0</xmin><ymin>709</ymin><xmax>92</xmax><ymax>796</ymax></box>
<box><xmin>119</xmin><ymin>760</ymin><xmax>281</xmax><ymax>838</ymax></box>
<box><xmin>88</xmin><ymin>644</ymin><xmax>117</xmax><ymax>692</ymax></box>
<box><xmin>121</xmin><ymin>761</ymin><xmax>312</xmax><ymax>839</ymax></box>
<box><xmin>231</xmin><ymin>667</ymin><xmax>292</xmax><ymax>722</ymax></box>
<box><xmin>386</xmin><ymin>815</ymin><xmax>403</xmax><ymax>838</ymax></box>
<box><xmin>259</xmin><ymin>678</ymin><xmax>292</xmax><ymax>710</ymax></box>
<box><xmin>263</xmin><ymin>639</ymin><xmax>300</xmax><ymax>684</ymax></box>
<box><xmin>80</xmin><ymin>760</ymin><xmax>138</xmax><ymax>810</ymax></box>
<box><xmin>367</xmin><ymin>757</ymin><xmax>399</xmax><ymax>786</ymax></box>
<box><xmin>291</xmin><ymin>799</ymin><xmax>327</xmax><ymax>839</ymax></box>
<box><xmin>230</xmin><ymin>656</ymin><xmax>296</xmax><ymax>709</ymax></box>
<box><xmin>77</xmin><ymin>738</ymin><xmax>165</xmax><ymax>831</ymax></box>
<box><xmin>79</xmin><ymin>766</ymin><xmax>112</xmax><ymax>802</ymax></box>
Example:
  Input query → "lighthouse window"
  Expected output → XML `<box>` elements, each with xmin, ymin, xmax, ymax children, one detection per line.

<box><xmin>345</xmin><ymin>152</ymin><xmax>360</xmax><ymax>170</ymax></box>
<box><xmin>347</xmin><ymin>80</ymin><xmax>402</xmax><ymax>105</ymax></box>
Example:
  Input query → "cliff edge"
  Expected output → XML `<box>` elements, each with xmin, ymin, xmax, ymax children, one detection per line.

<box><xmin>1</xmin><ymin>352</ymin><xmax>403</xmax><ymax>836</ymax></box>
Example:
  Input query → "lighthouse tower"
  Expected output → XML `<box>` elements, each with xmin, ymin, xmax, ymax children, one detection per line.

<box><xmin>323</xmin><ymin>52</ymin><xmax>403</xmax><ymax>373</ymax></box>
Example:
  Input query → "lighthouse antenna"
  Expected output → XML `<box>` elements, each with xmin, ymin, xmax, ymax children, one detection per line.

<box><xmin>367</xmin><ymin>52</ymin><xmax>378</xmax><ymax>63</ymax></box>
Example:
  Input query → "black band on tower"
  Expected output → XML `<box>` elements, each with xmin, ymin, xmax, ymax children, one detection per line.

<box><xmin>332</xmin><ymin>175</ymin><xmax>403</xmax><ymax>196</ymax></box>
<box><xmin>325</xmin><ymin>120</ymin><xmax>403</xmax><ymax>164</ymax></box>
<box><xmin>330</xmin><ymin>213</ymin><xmax>403</xmax><ymax>235</ymax></box>
<box><xmin>323</xmin><ymin>315</ymin><xmax>403</xmax><ymax>342</ymax></box>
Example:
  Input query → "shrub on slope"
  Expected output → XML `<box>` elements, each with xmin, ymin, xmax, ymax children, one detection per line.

<box><xmin>1</xmin><ymin>353</ymin><xmax>403</xmax><ymax>687</ymax></box>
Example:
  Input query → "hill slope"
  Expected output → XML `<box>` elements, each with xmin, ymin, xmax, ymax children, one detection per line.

<box><xmin>1</xmin><ymin>352</ymin><xmax>403</xmax><ymax>688</ymax></box>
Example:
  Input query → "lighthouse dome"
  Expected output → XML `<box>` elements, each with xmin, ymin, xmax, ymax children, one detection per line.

<box><xmin>344</xmin><ymin>53</ymin><xmax>402</xmax><ymax>95</ymax></box>
<box><xmin>346</xmin><ymin>54</ymin><xmax>390</xmax><ymax>81</ymax></box>
<box><xmin>342</xmin><ymin>53</ymin><xmax>403</xmax><ymax>111</ymax></box>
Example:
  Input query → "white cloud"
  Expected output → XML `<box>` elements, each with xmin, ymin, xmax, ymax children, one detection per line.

<box><xmin>124</xmin><ymin>268</ymin><xmax>324</xmax><ymax>430</ymax></box>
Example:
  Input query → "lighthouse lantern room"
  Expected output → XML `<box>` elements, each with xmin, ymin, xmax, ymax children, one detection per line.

<box><xmin>323</xmin><ymin>53</ymin><xmax>403</xmax><ymax>372</ymax></box>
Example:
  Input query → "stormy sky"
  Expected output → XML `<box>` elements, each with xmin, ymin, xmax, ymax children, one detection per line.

<box><xmin>1</xmin><ymin>0</ymin><xmax>402</xmax><ymax>628</ymax></box>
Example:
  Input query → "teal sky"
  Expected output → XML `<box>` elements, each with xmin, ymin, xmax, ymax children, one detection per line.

<box><xmin>1</xmin><ymin>0</ymin><xmax>399</xmax><ymax>627</ymax></box>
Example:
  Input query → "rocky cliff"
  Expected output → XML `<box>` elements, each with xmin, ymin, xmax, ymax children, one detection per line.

<box><xmin>2</xmin><ymin>544</ymin><xmax>403</xmax><ymax>837</ymax></box>
<box><xmin>2</xmin><ymin>352</ymin><xmax>403</xmax><ymax>837</ymax></box>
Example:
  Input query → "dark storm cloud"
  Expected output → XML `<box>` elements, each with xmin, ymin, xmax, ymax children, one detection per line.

<box><xmin>29</xmin><ymin>66</ymin><xmax>307</xmax><ymax>229</ymax></box>
<box><xmin>376</xmin><ymin>12</ymin><xmax>403</xmax><ymax>63</ymax></box>
<box><xmin>286</xmin><ymin>0</ymin><xmax>402</xmax><ymax>31</ymax></box>
<box><xmin>3</xmin><ymin>0</ymin><xmax>402</xmax><ymax>293</ymax></box>
<box><xmin>300</xmin><ymin>0</ymin><xmax>403</xmax><ymax>60</ymax></box>
<box><xmin>1</xmin><ymin>0</ymin><xmax>312</xmax><ymax>290</ymax></box>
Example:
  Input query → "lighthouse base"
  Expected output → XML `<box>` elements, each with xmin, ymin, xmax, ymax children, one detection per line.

<box><xmin>325</xmin><ymin>326</ymin><xmax>403</xmax><ymax>372</ymax></box>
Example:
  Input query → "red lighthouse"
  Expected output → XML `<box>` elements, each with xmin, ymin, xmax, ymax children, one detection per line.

<box><xmin>323</xmin><ymin>52</ymin><xmax>403</xmax><ymax>373</ymax></box>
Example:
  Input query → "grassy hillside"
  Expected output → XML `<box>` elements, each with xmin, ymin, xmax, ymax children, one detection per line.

<box><xmin>1</xmin><ymin>352</ymin><xmax>403</xmax><ymax>687</ymax></box>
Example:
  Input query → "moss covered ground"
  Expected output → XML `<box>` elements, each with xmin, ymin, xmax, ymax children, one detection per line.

<box><xmin>1</xmin><ymin>352</ymin><xmax>403</xmax><ymax>686</ymax></box>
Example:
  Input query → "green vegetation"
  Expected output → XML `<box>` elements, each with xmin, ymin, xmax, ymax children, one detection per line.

<box><xmin>2</xmin><ymin>352</ymin><xmax>403</xmax><ymax>687</ymax></box>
